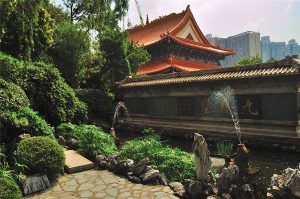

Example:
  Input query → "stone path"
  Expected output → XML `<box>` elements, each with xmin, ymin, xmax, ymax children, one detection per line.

<box><xmin>27</xmin><ymin>170</ymin><xmax>179</xmax><ymax>199</ymax></box>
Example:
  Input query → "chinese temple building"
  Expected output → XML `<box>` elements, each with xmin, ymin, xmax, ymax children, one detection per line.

<box><xmin>119</xmin><ymin>5</ymin><xmax>300</xmax><ymax>148</ymax></box>
<box><xmin>127</xmin><ymin>5</ymin><xmax>234</xmax><ymax>75</ymax></box>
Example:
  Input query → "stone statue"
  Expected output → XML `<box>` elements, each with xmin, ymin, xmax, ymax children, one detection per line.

<box><xmin>193</xmin><ymin>133</ymin><xmax>212</xmax><ymax>182</ymax></box>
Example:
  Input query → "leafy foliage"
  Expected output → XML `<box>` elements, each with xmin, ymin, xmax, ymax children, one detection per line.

<box><xmin>4</xmin><ymin>108</ymin><xmax>54</xmax><ymax>139</ymax></box>
<box><xmin>127</xmin><ymin>42</ymin><xmax>150</xmax><ymax>74</ymax></box>
<box><xmin>0</xmin><ymin>78</ymin><xmax>30</xmax><ymax>114</ymax></box>
<box><xmin>0</xmin><ymin>0</ymin><xmax>55</xmax><ymax>61</ymax></box>
<box><xmin>216</xmin><ymin>141</ymin><xmax>234</xmax><ymax>156</ymax></box>
<box><xmin>0</xmin><ymin>53</ymin><xmax>88</xmax><ymax>126</ymax></box>
<box><xmin>76</xmin><ymin>88</ymin><xmax>114</xmax><ymax>123</ymax></box>
<box><xmin>120</xmin><ymin>130</ymin><xmax>195</xmax><ymax>181</ymax></box>
<box><xmin>57</xmin><ymin>123</ymin><xmax>117</xmax><ymax>159</ymax></box>
<box><xmin>234</xmin><ymin>56</ymin><xmax>262</xmax><ymax>66</ymax></box>
<box><xmin>49</xmin><ymin>21</ymin><xmax>90</xmax><ymax>87</ymax></box>
<box><xmin>0</xmin><ymin>177</ymin><xmax>22</xmax><ymax>199</ymax></box>
<box><xmin>14</xmin><ymin>136</ymin><xmax>65</xmax><ymax>179</ymax></box>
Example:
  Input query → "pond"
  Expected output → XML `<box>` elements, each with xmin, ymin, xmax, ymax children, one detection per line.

<box><xmin>118</xmin><ymin>131</ymin><xmax>300</xmax><ymax>184</ymax></box>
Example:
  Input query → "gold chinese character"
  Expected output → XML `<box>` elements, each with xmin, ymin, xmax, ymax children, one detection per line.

<box><xmin>242</xmin><ymin>99</ymin><xmax>259</xmax><ymax>116</ymax></box>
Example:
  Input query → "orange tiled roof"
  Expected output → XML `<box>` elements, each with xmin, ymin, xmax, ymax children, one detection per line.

<box><xmin>137</xmin><ymin>56</ymin><xmax>222</xmax><ymax>75</ymax></box>
<box><xmin>127</xmin><ymin>5</ymin><xmax>233</xmax><ymax>55</ymax></box>
<box><xmin>119</xmin><ymin>57</ymin><xmax>300</xmax><ymax>88</ymax></box>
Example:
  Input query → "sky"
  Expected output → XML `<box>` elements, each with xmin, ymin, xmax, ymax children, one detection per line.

<box><xmin>52</xmin><ymin>0</ymin><xmax>300</xmax><ymax>42</ymax></box>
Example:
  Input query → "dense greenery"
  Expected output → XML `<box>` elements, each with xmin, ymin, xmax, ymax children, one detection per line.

<box><xmin>120</xmin><ymin>129</ymin><xmax>195</xmax><ymax>181</ymax></box>
<box><xmin>0</xmin><ymin>53</ymin><xmax>88</xmax><ymax>125</ymax></box>
<box><xmin>49</xmin><ymin>21</ymin><xmax>90</xmax><ymax>87</ymax></box>
<box><xmin>0</xmin><ymin>177</ymin><xmax>22</xmax><ymax>199</ymax></box>
<box><xmin>234</xmin><ymin>56</ymin><xmax>262</xmax><ymax>66</ymax></box>
<box><xmin>14</xmin><ymin>137</ymin><xmax>65</xmax><ymax>179</ymax></box>
<box><xmin>57</xmin><ymin>123</ymin><xmax>117</xmax><ymax>159</ymax></box>
<box><xmin>0</xmin><ymin>0</ymin><xmax>55</xmax><ymax>61</ymax></box>
<box><xmin>76</xmin><ymin>88</ymin><xmax>114</xmax><ymax>123</ymax></box>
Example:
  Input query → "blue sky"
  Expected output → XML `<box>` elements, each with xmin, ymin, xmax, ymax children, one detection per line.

<box><xmin>52</xmin><ymin>0</ymin><xmax>300</xmax><ymax>43</ymax></box>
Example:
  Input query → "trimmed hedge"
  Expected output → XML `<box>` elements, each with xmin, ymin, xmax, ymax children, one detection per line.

<box><xmin>0</xmin><ymin>53</ymin><xmax>88</xmax><ymax>126</ymax></box>
<box><xmin>57</xmin><ymin>123</ymin><xmax>117</xmax><ymax>159</ymax></box>
<box><xmin>0</xmin><ymin>177</ymin><xmax>22</xmax><ymax>199</ymax></box>
<box><xmin>14</xmin><ymin>137</ymin><xmax>65</xmax><ymax>179</ymax></box>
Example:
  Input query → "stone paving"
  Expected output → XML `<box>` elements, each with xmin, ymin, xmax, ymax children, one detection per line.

<box><xmin>28</xmin><ymin>170</ymin><xmax>179</xmax><ymax>199</ymax></box>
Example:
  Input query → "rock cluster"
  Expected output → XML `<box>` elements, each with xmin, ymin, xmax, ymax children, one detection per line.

<box><xmin>268</xmin><ymin>166</ymin><xmax>300</xmax><ymax>198</ymax></box>
<box><xmin>95</xmin><ymin>155</ymin><xmax>167</xmax><ymax>185</ymax></box>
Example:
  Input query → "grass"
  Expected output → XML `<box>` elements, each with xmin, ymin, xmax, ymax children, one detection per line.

<box><xmin>120</xmin><ymin>130</ymin><xmax>195</xmax><ymax>182</ymax></box>
<box><xmin>216</xmin><ymin>140</ymin><xmax>234</xmax><ymax>156</ymax></box>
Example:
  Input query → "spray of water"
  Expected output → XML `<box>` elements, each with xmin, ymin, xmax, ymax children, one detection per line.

<box><xmin>112</xmin><ymin>102</ymin><xmax>129</xmax><ymax>128</ymax></box>
<box><xmin>209</xmin><ymin>86</ymin><xmax>242</xmax><ymax>144</ymax></box>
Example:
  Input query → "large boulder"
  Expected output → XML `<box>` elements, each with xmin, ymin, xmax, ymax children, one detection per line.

<box><xmin>140</xmin><ymin>169</ymin><xmax>160</xmax><ymax>183</ymax></box>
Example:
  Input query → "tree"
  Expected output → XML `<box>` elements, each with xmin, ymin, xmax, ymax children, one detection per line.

<box><xmin>267</xmin><ymin>57</ymin><xmax>276</xmax><ymax>63</ymax></box>
<box><xmin>0</xmin><ymin>0</ymin><xmax>55</xmax><ymax>61</ymax></box>
<box><xmin>48</xmin><ymin>21</ymin><xmax>90</xmax><ymax>87</ymax></box>
<box><xmin>234</xmin><ymin>56</ymin><xmax>262</xmax><ymax>66</ymax></box>
<box><xmin>127</xmin><ymin>42</ymin><xmax>150</xmax><ymax>74</ymax></box>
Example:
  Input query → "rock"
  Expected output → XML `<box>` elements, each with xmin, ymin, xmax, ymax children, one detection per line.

<box><xmin>144</xmin><ymin>165</ymin><xmax>155</xmax><ymax>172</ymax></box>
<box><xmin>58</xmin><ymin>136</ymin><xmax>66</xmax><ymax>146</ymax></box>
<box><xmin>267</xmin><ymin>192</ymin><xmax>274</xmax><ymax>198</ymax></box>
<box><xmin>133</xmin><ymin>158</ymin><xmax>149</xmax><ymax>176</ymax></box>
<box><xmin>128</xmin><ymin>175</ymin><xmax>141</xmax><ymax>183</ymax></box>
<box><xmin>283</xmin><ymin>167</ymin><xmax>300</xmax><ymax>197</ymax></box>
<box><xmin>158</xmin><ymin>172</ymin><xmax>168</xmax><ymax>185</ymax></box>
<box><xmin>95</xmin><ymin>155</ymin><xmax>109</xmax><ymax>169</ymax></box>
<box><xmin>21</xmin><ymin>174</ymin><xmax>50</xmax><ymax>195</ymax></box>
<box><xmin>114</xmin><ymin>159</ymin><xmax>134</xmax><ymax>175</ymax></box>
<box><xmin>193</xmin><ymin>133</ymin><xmax>211</xmax><ymax>181</ymax></box>
<box><xmin>235</xmin><ymin>144</ymin><xmax>249</xmax><ymax>176</ymax></box>
<box><xmin>18</xmin><ymin>133</ymin><xmax>31</xmax><ymax>140</ymax></box>
<box><xmin>221</xmin><ymin>193</ymin><xmax>232</xmax><ymax>199</ymax></box>
<box><xmin>140</xmin><ymin>169</ymin><xmax>160</xmax><ymax>183</ymax></box>
<box><xmin>107</xmin><ymin>154</ymin><xmax>120</xmax><ymax>171</ymax></box>
<box><xmin>216</xmin><ymin>165</ymin><xmax>239</xmax><ymax>195</ymax></box>
<box><xmin>270</xmin><ymin>174</ymin><xmax>285</xmax><ymax>187</ymax></box>
<box><xmin>169</xmin><ymin>182</ymin><xmax>186</xmax><ymax>197</ymax></box>
<box><xmin>183</xmin><ymin>179</ymin><xmax>203</xmax><ymax>199</ymax></box>
<box><xmin>69</xmin><ymin>138</ymin><xmax>77</xmax><ymax>149</ymax></box>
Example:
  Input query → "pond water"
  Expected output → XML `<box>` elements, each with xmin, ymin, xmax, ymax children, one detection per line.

<box><xmin>118</xmin><ymin>131</ymin><xmax>300</xmax><ymax>184</ymax></box>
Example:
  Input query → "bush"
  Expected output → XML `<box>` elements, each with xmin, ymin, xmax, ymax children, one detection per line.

<box><xmin>216</xmin><ymin>141</ymin><xmax>234</xmax><ymax>155</ymax></box>
<box><xmin>0</xmin><ymin>177</ymin><xmax>22</xmax><ymax>199</ymax></box>
<box><xmin>0</xmin><ymin>78</ymin><xmax>29</xmax><ymax>114</ymax></box>
<box><xmin>76</xmin><ymin>88</ymin><xmax>114</xmax><ymax>123</ymax></box>
<box><xmin>57</xmin><ymin>123</ymin><xmax>117</xmax><ymax>159</ymax></box>
<box><xmin>120</xmin><ymin>131</ymin><xmax>195</xmax><ymax>181</ymax></box>
<box><xmin>14</xmin><ymin>137</ymin><xmax>65</xmax><ymax>179</ymax></box>
<box><xmin>0</xmin><ymin>53</ymin><xmax>88</xmax><ymax>126</ymax></box>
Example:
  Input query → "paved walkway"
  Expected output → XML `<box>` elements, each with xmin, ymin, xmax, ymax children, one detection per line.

<box><xmin>28</xmin><ymin>170</ymin><xmax>178</xmax><ymax>199</ymax></box>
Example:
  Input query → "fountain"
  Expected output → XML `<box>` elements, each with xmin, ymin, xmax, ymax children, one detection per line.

<box><xmin>209</xmin><ymin>86</ymin><xmax>249</xmax><ymax>175</ymax></box>
<box><xmin>110</xmin><ymin>102</ymin><xmax>129</xmax><ymax>143</ymax></box>
<box><xmin>209</xmin><ymin>86</ymin><xmax>241</xmax><ymax>144</ymax></box>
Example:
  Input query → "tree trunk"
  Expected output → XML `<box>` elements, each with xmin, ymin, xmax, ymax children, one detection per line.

<box><xmin>193</xmin><ymin>133</ymin><xmax>212</xmax><ymax>182</ymax></box>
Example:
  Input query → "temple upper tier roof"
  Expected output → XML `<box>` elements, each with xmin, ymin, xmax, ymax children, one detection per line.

<box><xmin>127</xmin><ymin>5</ymin><xmax>234</xmax><ymax>55</ymax></box>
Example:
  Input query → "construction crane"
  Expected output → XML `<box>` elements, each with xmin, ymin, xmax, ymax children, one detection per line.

<box><xmin>134</xmin><ymin>0</ymin><xmax>144</xmax><ymax>26</ymax></box>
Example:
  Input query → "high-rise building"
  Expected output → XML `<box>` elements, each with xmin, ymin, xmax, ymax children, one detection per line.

<box><xmin>286</xmin><ymin>39</ymin><xmax>299</xmax><ymax>56</ymax></box>
<box><xmin>275</xmin><ymin>42</ymin><xmax>286</xmax><ymax>60</ymax></box>
<box><xmin>261</xmin><ymin>36</ymin><xmax>271</xmax><ymax>62</ymax></box>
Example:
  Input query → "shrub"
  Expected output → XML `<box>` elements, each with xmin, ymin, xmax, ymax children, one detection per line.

<box><xmin>57</xmin><ymin>123</ymin><xmax>117</xmax><ymax>159</ymax></box>
<box><xmin>216</xmin><ymin>141</ymin><xmax>234</xmax><ymax>156</ymax></box>
<box><xmin>120</xmin><ymin>131</ymin><xmax>195</xmax><ymax>181</ymax></box>
<box><xmin>76</xmin><ymin>88</ymin><xmax>114</xmax><ymax>123</ymax></box>
<box><xmin>14</xmin><ymin>137</ymin><xmax>65</xmax><ymax>179</ymax></box>
<box><xmin>0</xmin><ymin>53</ymin><xmax>88</xmax><ymax>126</ymax></box>
<box><xmin>0</xmin><ymin>78</ymin><xmax>29</xmax><ymax>114</ymax></box>
<box><xmin>0</xmin><ymin>177</ymin><xmax>22</xmax><ymax>199</ymax></box>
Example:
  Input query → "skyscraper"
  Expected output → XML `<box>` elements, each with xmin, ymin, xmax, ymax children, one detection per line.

<box><xmin>261</xmin><ymin>36</ymin><xmax>271</xmax><ymax>62</ymax></box>
<box><xmin>286</xmin><ymin>39</ymin><xmax>299</xmax><ymax>56</ymax></box>
<box><xmin>222</xmin><ymin>31</ymin><xmax>261</xmax><ymax>66</ymax></box>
